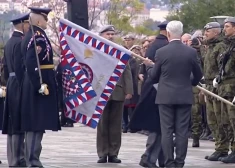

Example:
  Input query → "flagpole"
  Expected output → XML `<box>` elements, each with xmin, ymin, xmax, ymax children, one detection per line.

<box><xmin>130</xmin><ymin>52</ymin><xmax>149</xmax><ymax>61</ymax></box>
<box><xmin>196</xmin><ymin>85</ymin><xmax>234</xmax><ymax>106</ymax></box>
<box><xmin>59</xmin><ymin>18</ymin><xmax>234</xmax><ymax>107</ymax></box>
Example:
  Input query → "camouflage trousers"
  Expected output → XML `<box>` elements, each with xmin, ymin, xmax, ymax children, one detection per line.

<box><xmin>191</xmin><ymin>94</ymin><xmax>202</xmax><ymax>139</ymax></box>
<box><xmin>206</xmin><ymin>97</ymin><xmax>229</xmax><ymax>152</ymax></box>
<box><xmin>221</xmin><ymin>97</ymin><xmax>235</xmax><ymax>152</ymax></box>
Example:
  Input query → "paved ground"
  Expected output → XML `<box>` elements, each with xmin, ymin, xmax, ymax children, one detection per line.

<box><xmin>0</xmin><ymin>124</ymin><xmax>234</xmax><ymax>167</ymax></box>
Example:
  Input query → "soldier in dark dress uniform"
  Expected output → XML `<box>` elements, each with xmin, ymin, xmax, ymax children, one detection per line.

<box><xmin>2</xmin><ymin>13</ymin><xmax>30</xmax><ymax>167</ymax></box>
<box><xmin>20</xmin><ymin>7</ymin><xmax>61</xmax><ymax>167</ymax></box>
<box><xmin>129</xmin><ymin>21</ymin><xmax>169</xmax><ymax>168</ymax></box>
<box><xmin>0</xmin><ymin>57</ymin><xmax>6</xmax><ymax>165</ymax></box>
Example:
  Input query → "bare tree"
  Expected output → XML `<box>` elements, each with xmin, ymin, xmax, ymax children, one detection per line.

<box><xmin>21</xmin><ymin>0</ymin><xmax>66</xmax><ymax>57</ymax></box>
<box><xmin>103</xmin><ymin>0</ymin><xmax>144</xmax><ymax>34</ymax></box>
<box><xmin>47</xmin><ymin>0</ymin><xmax>67</xmax><ymax>57</ymax></box>
<box><xmin>0</xmin><ymin>20</ymin><xmax>7</xmax><ymax>45</ymax></box>
<box><xmin>88</xmin><ymin>0</ymin><xmax>104</xmax><ymax>30</ymax></box>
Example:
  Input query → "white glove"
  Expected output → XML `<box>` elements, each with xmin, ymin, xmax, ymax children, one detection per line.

<box><xmin>0</xmin><ymin>87</ymin><xmax>6</xmax><ymax>98</ymax></box>
<box><xmin>232</xmin><ymin>97</ymin><xmax>235</xmax><ymax>105</ymax></box>
<box><xmin>213</xmin><ymin>78</ymin><xmax>218</xmax><ymax>88</ymax></box>
<box><xmin>201</xmin><ymin>84</ymin><xmax>206</xmax><ymax>88</ymax></box>
<box><xmin>38</xmin><ymin>84</ymin><xmax>49</xmax><ymax>95</ymax></box>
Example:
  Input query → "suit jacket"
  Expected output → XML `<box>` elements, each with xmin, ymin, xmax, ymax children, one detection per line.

<box><xmin>149</xmin><ymin>40</ymin><xmax>203</xmax><ymax>104</ymax></box>
<box><xmin>110</xmin><ymin>63</ymin><xmax>133</xmax><ymax>101</ymax></box>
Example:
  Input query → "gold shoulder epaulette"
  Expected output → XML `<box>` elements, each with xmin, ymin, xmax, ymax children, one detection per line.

<box><xmin>35</xmin><ymin>31</ymin><xmax>41</xmax><ymax>35</ymax></box>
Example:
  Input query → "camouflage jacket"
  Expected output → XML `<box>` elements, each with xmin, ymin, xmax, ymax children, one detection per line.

<box><xmin>220</xmin><ymin>36</ymin><xmax>235</xmax><ymax>80</ymax></box>
<box><xmin>191</xmin><ymin>45</ymin><xmax>203</xmax><ymax>94</ymax></box>
<box><xmin>203</xmin><ymin>36</ymin><xmax>225</xmax><ymax>81</ymax></box>
<box><xmin>217</xmin><ymin>36</ymin><xmax>235</xmax><ymax>98</ymax></box>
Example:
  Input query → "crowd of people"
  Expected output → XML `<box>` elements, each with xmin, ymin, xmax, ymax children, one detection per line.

<box><xmin>0</xmin><ymin>5</ymin><xmax>235</xmax><ymax>168</ymax></box>
<box><xmin>114</xmin><ymin>18</ymin><xmax>235</xmax><ymax>167</ymax></box>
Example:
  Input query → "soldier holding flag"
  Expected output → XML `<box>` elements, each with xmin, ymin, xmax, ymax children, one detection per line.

<box><xmin>96</xmin><ymin>25</ymin><xmax>133</xmax><ymax>163</ymax></box>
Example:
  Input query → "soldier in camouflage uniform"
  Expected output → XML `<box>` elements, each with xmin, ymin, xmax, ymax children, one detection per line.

<box><xmin>203</xmin><ymin>22</ymin><xmax>229</xmax><ymax>161</ymax></box>
<box><xmin>191</xmin><ymin>37</ymin><xmax>203</xmax><ymax>147</ymax></box>
<box><xmin>214</xmin><ymin>17</ymin><xmax>235</xmax><ymax>164</ymax></box>
<box><xmin>191</xmin><ymin>87</ymin><xmax>202</xmax><ymax>147</ymax></box>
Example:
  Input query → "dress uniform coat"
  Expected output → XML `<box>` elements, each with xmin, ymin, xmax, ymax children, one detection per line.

<box><xmin>145</xmin><ymin>34</ymin><xmax>168</xmax><ymax>61</ymax></box>
<box><xmin>0</xmin><ymin>58</ymin><xmax>6</xmax><ymax>131</ymax></box>
<box><xmin>129</xmin><ymin>33</ymin><xmax>168</xmax><ymax>167</ymax></box>
<box><xmin>2</xmin><ymin>30</ymin><xmax>27</xmax><ymax>167</ymax></box>
<box><xmin>20</xmin><ymin>25</ymin><xmax>61</xmax><ymax>132</ymax></box>
<box><xmin>129</xmin><ymin>34</ymin><xmax>168</xmax><ymax>132</ymax></box>
<box><xmin>2</xmin><ymin>31</ymin><xmax>24</xmax><ymax>135</ymax></box>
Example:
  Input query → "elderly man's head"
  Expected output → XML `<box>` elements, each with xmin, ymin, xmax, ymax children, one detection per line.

<box><xmin>166</xmin><ymin>21</ymin><xmax>183</xmax><ymax>41</ymax></box>
<box><xmin>29</xmin><ymin>13</ymin><xmax>48</xmax><ymax>30</ymax></box>
<box><xmin>181</xmin><ymin>33</ymin><xmax>191</xmax><ymax>45</ymax></box>
<box><xmin>204</xmin><ymin>22</ymin><xmax>221</xmax><ymax>40</ymax></box>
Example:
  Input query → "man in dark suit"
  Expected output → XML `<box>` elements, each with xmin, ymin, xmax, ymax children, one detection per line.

<box><xmin>144</xmin><ymin>20</ymin><xmax>203</xmax><ymax>168</ymax></box>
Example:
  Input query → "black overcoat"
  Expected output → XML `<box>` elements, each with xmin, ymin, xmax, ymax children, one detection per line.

<box><xmin>145</xmin><ymin>34</ymin><xmax>168</xmax><ymax>61</ymax></box>
<box><xmin>129</xmin><ymin>34</ymin><xmax>168</xmax><ymax>133</ymax></box>
<box><xmin>2</xmin><ymin>31</ymin><xmax>24</xmax><ymax>134</ymax></box>
<box><xmin>20</xmin><ymin>26</ymin><xmax>61</xmax><ymax>132</ymax></box>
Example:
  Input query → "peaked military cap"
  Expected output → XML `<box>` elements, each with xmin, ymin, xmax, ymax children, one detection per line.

<box><xmin>10</xmin><ymin>13</ymin><xmax>29</xmax><ymax>25</ymax></box>
<box><xmin>28</xmin><ymin>7</ymin><xmax>52</xmax><ymax>17</ymax></box>
<box><xmin>158</xmin><ymin>20</ymin><xmax>169</xmax><ymax>30</ymax></box>
<box><xmin>224</xmin><ymin>17</ymin><xmax>235</xmax><ymax>24</ymax></box>
<box><xmin>99</xmin><ymin>25</ymin><xmax>115</xmax><ymax>34</ymax></box>
<box><xmin>123</xmin><ymin>34</ymin><xmax>135</xmax><ymax>40</ymax></box>
<box><xmin>204</xmin><ymin>22</ymin><xmax>221</xmax><ymax>30</ymax></box>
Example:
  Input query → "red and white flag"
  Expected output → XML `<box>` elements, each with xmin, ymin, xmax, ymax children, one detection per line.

<box><xmin>59</xmin><ymin>18</ymin><xmax>132</xmax><ymax>128</ymax></box>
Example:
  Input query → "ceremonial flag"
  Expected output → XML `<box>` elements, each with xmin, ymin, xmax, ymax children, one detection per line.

<box><xmin>59</xmin><ymin>18</ymin><xmax>132</xmax><ymax>128</ymax></box>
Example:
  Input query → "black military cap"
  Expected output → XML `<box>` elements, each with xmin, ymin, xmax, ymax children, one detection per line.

<box><xmin>224</xmin><ymin>17</ymin><xmax>235</xmax><ymax>24</ymax></box>
<box><xmin>28</xmin><ymin>7</ymin><xmax>52</xmax><ymax>17</ymax></box>
<box><xmin>158</xmin><ymin>20</ymin><xmax>169</xmax><ymax>30</ymax></box>
<box><xmin>10</xmin><ymin>13</ymin><xmax>29</xmax><ymax>25</ymax></box>
<box><xmin>99</xmin><ymin>25</ymin><xmax>115</xmax><ymax>34</ymax></box>
<box><xmin>204</xmin><ymin>22</ymin><xmax>221</xmax><ymax>30</ymax></box>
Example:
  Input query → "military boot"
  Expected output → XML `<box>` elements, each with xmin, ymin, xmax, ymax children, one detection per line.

<box><xmin>192</xmin><ymin>138</ymin><xmax>200</xmax><ymax>147</ymax></box>
<box><xmin>207</xmin><ymin>134</ymin><xmax>214</xmax><ymax>141</ymax></box>
<box><xmin>200</xmin><ymin>128</ymin><xmax>211</xmax><ymax>140</ymax></box>
<box><xmin>206</xmin><ymin>151</ymin><xmax>228</xmax><ymax>161</ymax></box>
<box><xmin>221</xmin><ymin>151</ymin><xmax>235</xmax><ymax>163</ymax></box>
